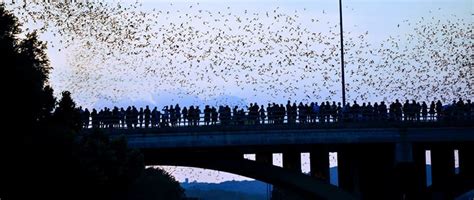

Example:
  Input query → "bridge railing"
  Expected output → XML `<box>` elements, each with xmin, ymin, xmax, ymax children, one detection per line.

<box><xmin>80</xmin><ymin>110</ymin><xmax>473</xmax><ymax>130</ymax></box>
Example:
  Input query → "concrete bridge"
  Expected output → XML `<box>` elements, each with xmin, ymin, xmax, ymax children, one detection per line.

<box><xmin>83</xmin><ymin>122</ymin><xmax>474</xmax><ymax>200</ymax></box>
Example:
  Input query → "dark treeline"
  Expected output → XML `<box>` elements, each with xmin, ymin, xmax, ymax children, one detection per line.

<box><xmin>81</xmin><ymin>99</ymin><xmax>473</xmax><ymax>129</ymax></box>
<box><xmin>0</xmin><ymin>4</ymin><xmax>184</xmax><ymax>200</ymax></box>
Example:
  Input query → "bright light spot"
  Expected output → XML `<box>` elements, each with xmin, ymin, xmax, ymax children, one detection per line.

<box><xmin>244</xmin><ymin>154</ymin><xmax>256</xmax><ymax>161</ymax></box>
<box><xmin>148</xmin><ymin>165</ymin><xmax>254</xmax><ymax>183</ymax></box>
<box><xmin>273</xmin><ymin>153</ymin><xmax>283</xmax><ymax>167</ymax></box>
<box><xmin>301</xmin><ymin>152</ymin><xmax>310</xmax><ymax>174</ymax></box>
<box><xmin>425</xmin><ymin>150</ymin><xmax>431</xmax><ymax>165</ymax></box>
<box><xmin>454</xmin><ymin>149</ymin><xmax>459</xmax><ymax>174</ymax></box>
<box><xmin>330</xmin><ymin>152</ymin><xmax>338</xmax><ymax>186</ymax></box>
<box><xmin>329</xmin><ymin>152</ymin><xmax>338</xmax><ymax>168</ymax></box>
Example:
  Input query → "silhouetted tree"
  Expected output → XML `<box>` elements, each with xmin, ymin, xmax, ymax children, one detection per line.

<box><xmin>54</xmin><ymin>91</ymin><xmax>81</xmax><ymax>131</ymax></box>
<box><xmin>0</xmin><ymin>4</ymin><xmax>185</xmax><ymax>200</ymax></box>
<box><xmin>1</xmin><ymin>4</ymin><xmax>57</xmax><ymax>199</ymax></box>
<box><xmin>271</xmin><ymin>186</ymin><xmax>315</xmax><ymax>200</ymax></box>
<box><xmin>128</xmin><ymin>167</ymin><xmax>185</xmax><ymax>200</ymax></box>
<box><xmin>75</xmin><ymin>129</ymin><xmax>145</xmax><ymax>200</ymax></box>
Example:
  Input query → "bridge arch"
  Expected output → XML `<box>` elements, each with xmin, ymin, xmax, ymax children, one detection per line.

<box><xmin>142</xmin><ymin>151</ymin><xmax>357</xmax><ymax>200</ymax></box>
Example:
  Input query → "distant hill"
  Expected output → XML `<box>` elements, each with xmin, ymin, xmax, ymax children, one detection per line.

<box><xmin>180</xmin><ymin>166</ymin><xmax>441</xmax><ymax>199</ymax></box>
<box><xmin>181</xmin><ymin>167</ymin><xmax>339</xmax><ymax>200</ymax></box>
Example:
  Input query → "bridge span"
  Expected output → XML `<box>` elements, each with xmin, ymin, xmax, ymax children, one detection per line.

<box><xmin>82</xmin><ymin>122</ymin><xmax>474</xmax><ymax>200</ymax></box>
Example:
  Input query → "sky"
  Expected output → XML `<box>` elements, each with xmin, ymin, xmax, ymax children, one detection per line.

<box><xmin>4</xmin><ymin>0</ymin><xmax>472</xmax><ymax>183</ymax></box>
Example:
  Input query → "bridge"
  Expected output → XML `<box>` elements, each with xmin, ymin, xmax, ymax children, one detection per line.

<box><xmin>81</xmin><ymin>115</ymin><xmax>474</xmax><ymax>200</ymax></box>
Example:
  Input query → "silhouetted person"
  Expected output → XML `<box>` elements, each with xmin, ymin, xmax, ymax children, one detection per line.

<box><xmin>151</xmin><ymin>107</ymin><xmax>159</xmax><ymax>128</ymax></box>
<box><xmin>195</xmin><ymin>106</ymin><xmax>201</xmax><ymax>126</ymax></box>
<box><xmin>429</xmin><ymin>101</ymin><xmax>436</xmax><ymax>121</ymax></box>
<box><xmin>91</xmin><ymin>108</ymin><xmax>98</xmax><ymax>128</ymax></box>
<box><xmin>132</xmin><ymin>106</ymin><xmax>139</xmax><ymax>128</ymax></box>
<box><xmin>169</xmin><ymin>105</ymin><xmax>176</xmax><ymax>127</ymax></box>
<box><xmin>379</xmin><ymin>101</ymin><xmax>387</xmax><ymax>121</ymax></box>
<box><xmin>175</xmin><ymin>104</ymin><xmax>181</xmax><ymax>126</ymax></box>
<box><xmin>144</xmin><ymin>106</ymin><xmax>151</xmax><ymax>128</ymax></box>
<box><xmin>421</xmin><ymin>102</ymin><xmax>428</xmax><ymax>121</ymax></box>
<box><xmin>311</xmin><ymin>102</ymin><xmax>319</xmax><ymax>123</ymax></box>
<box><xmin>182</xmin><ymin>106</ymin><xmax>188</xmax><ymax>126</ymax></box>
<box><xmin>298</xmin><ymin>102</ymin><xmax>305</xmax><ymax>124</ymax></box>
<box><xmin>394</xmin><ymin>99</ymin><xmax>403</xmax><ymax>121</ymax></box>
<box><xmin>352</xmin><ymin>101</ymin><xmax>360</xmax><ymax>122</ymax></box>
<box><xmin>319</xmin><ymin>102</ymin><xmax>326</xmax><ymax>123</ymax></box>
<box><xmin>126</xmin><ymin>106</ymin><xmax>132</xmax><ymax>128</ymax></box>
<box><xmin>211</xmin><ymin>107</ymin><xmax>218</xmax><ymax>125</ymax></box>
<box><xmin>231</xmin><ymin>106</ymin><xmax>239</xmax><ymax>125</ymax></box>
<box><xmin>138</xmin><ymin>107</ymin><xmax>144</xmax><ymax>128</ymax></box>
<box><xmin>336</xmin><ymin>102</ymin><xmax>342</xmax><ymax>122</ymax></box>
<box><xmin>436</xmin><ymin>100</ymin><xmax>443</xmax><ymax>121</ymax></box>
<box><xmin>119</xmin><ymin>107</ymin><xmax>125</xmax><ymax>128</ymax></box>
<box><xmin>81</xmin><ymin>107</ymin><xmax>90</xmax><ymax>128</ymax></box>
<box><xmin>403</xmin><ymin>100</ymin><xmax>410</xmax><ymax>121</ymax></box>
<box><xmin>259</xmin><ymin>105</ymin><xmax>266</xmax><ymax>124</ymax></box>
<box><xmin>204</xmin><ymin>105</ymin><xmax>211</xmax><ymax>125</ymax></box>
<box><xmin>162</xmin><ymin>106</ymin><xmax>169</xmax><ymax>127</ymax></box>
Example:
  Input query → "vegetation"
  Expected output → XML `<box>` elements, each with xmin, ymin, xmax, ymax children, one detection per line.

<box><xmin>0</xmin><ymin>3</ymin><xmax>184</xmax><ymax>200</ymax></box>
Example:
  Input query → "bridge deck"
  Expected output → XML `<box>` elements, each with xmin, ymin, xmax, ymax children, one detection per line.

<box><xmin>80</xmin><ymin>122</ymin><xmax>474</xmax><ymax>149</ymax></box>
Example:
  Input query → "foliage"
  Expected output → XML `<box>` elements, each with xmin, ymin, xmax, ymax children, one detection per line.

<box><xmin>271</xmin><ymin>186</ymin><xmax>315</xmax><ymax>200</ymax></box>
<box><xmin>128</xmin><ymin>167</ymin><xmax>186</xmax><ymax>200</ymax></box>
<box><xmin>0</xmin><ymin>3</ymin><xmax>185</xmax><ymax>200</ymax></box>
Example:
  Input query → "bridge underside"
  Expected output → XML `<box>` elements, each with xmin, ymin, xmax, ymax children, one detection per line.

<box><xmin>141</xmin><ymin>141</ymin><xmax>474</xmax><ymax>200</ymax></box>
<box><xmin>107</xmin><ymin>126</ymin><xmax>474</xmax><ymax>200</ymax></box>
<box><xmin>142</xmin><ymin>150</ymin><xmax>357</xmax><ymax>200</ymax></box>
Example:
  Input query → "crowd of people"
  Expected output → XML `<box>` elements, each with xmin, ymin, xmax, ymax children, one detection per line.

<box><xmin>79</xmin><ymin>98</ymin><xmax>473</xmax><ymax>129</ymax></box>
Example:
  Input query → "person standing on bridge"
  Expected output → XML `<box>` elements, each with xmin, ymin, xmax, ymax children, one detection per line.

<box><xmin>91</xmin><ymin>108</ymin><xmax>98</xmax><ymax>128</ymax></box>
<box><xmin>144</xmin><ymin>105</ymin><xmax>151</xmax><ymax>128</ymax></box>
<box><xmin>132</xmin><ymin>106</ymin><xmax>138</xmax><ymax>129</ymax></box>
<box><xmin>125</xmin><ymin>106</ymin><xmax>132</xmax><ymax>129</ymax></box>
<box><xmin>436</xmin><ymin>100</ymin><xmax>443</xmax><ymax>121</ymax></box>
<box><xmin>394</xmin><ymin>99</ymin><xmax>403</xmax><ymax>121</ymax></box>
<box><xmin>195</xmin><ymin>106</ymin><xmax>201</xmax><ymax>126</ymax></box>
<box><xmin>138</xmin><ymin>107</ymin><xmax>144</xmax><ymax>128</ymax></box>
<box><xmin>170</xmin><ymin>105</ymin><xmax>176</xmax><ymax>127</ymax></box>
<box><xmin>204</xmin><ymin>105</ymin><xmax>211</xmax><ymax>125</ymax></box>
<box><xmin>429</xmin><ymin>101</ymin><xmax>436</xmax><ymax>121</ymax></box>
<box><xmin>119</xmin><ymin>107</ymin><xmax>125</xmax><ymax>128</ymax></box>
<box><xmin>421</xmin><ymin>101</ymin><xmax>428</xmax><ymax>121</ymax></box>
<box><xmin>379</xmin><ymin>101</ymin><xmax>387</xmax><ymax>121</ymax></box>
<box><xmin>162</xmin><ymin>106</ymin><xmax>169</xmax><ymax>127</ymax></box>
<box><xmin>259</xmin><ymin>105</ymin><xmax>266</xmax><ymax>124</ymax></box>
<box><xmin>175</xmin><ymin>104</ymin><xmax>181</xmax><ymax>126</ymax></box>
<box><xmin>151</xmin><ymin>107</ymin><xmax>159</xmax><ymax>128</ymax></box>
<box><xmin>182</xmin><ymin>106</ymin><xmax>188</xmax><ymax>126</ymax></box>
<box><xmin>211</xmin><ymin>106</ymin><xmax>218</xmax><ymax>125</ymax></box>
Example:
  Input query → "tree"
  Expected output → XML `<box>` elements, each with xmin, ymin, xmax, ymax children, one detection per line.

<box><xmin>54</xmin><ymin>91</ymin><xmax>81</xmax><ymax>131</ymax></box>
<box><xmin>0</xmin><ymin>4</ymin><xmax>186</xmax><ymax>200</ymax></box>
<box><xmin>128</xmin><ymin>167</ymin><xmax>185</xmax><ymax>200</ymax></box>
<box><xmin>1</xmin><ymin>4</ymin><xmax>57</xmax><ymax>199</ymax></box>
<box><xmin>271</xmin><ymin>186</ymin><xmax>314</xmax><ymax>200</ymax></box>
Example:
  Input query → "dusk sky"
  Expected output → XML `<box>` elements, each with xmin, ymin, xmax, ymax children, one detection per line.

<box><xmin>5</xmin><ymin>0</ymin><xmax>472</xmax><ymax>183</ymax></box>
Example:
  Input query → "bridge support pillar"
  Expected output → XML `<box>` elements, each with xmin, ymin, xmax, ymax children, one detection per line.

<box><xmin>393</xmin><ymin>143</ymin><xmax>427</xmax><ymax>200</ymax></box>
<box><xmin>255</xmin><ymin>152</ymin><xmax>273</xmax><ymax>164</ymax></box>
<box><xmin>359</xmin><ymin>144</ymin><xmax>395</xmax><ymax>200</ymax></box>
<box><xmin>337</xmin><ymin>146</ymin><xmax>361</xmax><ymax>197</ymax></box>
<box><xmin>283</xmin><ymin>151</ymin><xmax>301</xmax><ymax>172</ymax></box>
<box><xmin>431</xmin><ymin>144</ymin><xmax>454</xmax><ymax>188</ymax></box>
<box><xmin>310</xmin><ymin>148</ymin><xmax>329</xmax><ymax>183</ymax></box>
<box><xmin>339</xmin><ymin>144</ymin><xmax>397</xmax><ymax>200</ymax></box>
<box><xmin>458</xmin><ymin>143</ymin><xmax>474</xmax><ymax>190</ymax></box>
